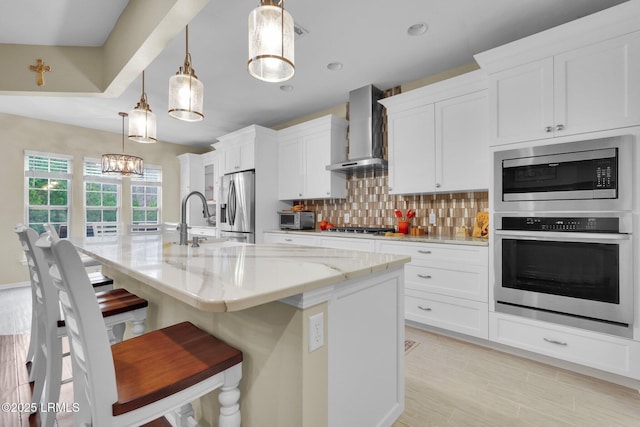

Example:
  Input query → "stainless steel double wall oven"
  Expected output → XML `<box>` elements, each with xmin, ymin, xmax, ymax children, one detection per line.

<box><xmin>493</xmin><ymin>136</ymin><xmax>634</xmax><ymax>337</ymax></box>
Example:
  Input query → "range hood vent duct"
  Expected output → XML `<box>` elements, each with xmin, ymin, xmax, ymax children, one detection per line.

<box><xmin>326</xmin><ymin>84</ymin><xmax>387</xmax><ymax>173</ymax></box>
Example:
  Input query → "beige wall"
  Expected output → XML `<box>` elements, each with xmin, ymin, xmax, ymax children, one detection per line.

<box><xmin>0</xmin><ymin>113</ymin><xmax>206</xmax><ymax>286</ymax></box>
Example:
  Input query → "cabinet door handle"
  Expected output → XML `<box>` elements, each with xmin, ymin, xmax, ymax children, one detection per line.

<box><xmin>417</xmin><ymin>250</ymin><xmax>432</xmax><ymax>254</ymax></box>
<box><xmin>555</xmin><ymin>124</ymin><xmax>564</xmax><ymax>131</ymax></box>
<box><xmin>417</xmin><ymin>274</ymin><xmax>432</xmax><ymax>279</ymax></box>
<box><xmin>543</xmin><ymin>337</ymin><xmax>567</xmax><ymax>346</ymax></box>
<box><xmin>417</xmin><ymin>305</ymin><xmax>432</xmax><ymax>311</ymax></box>
<box><xmin>284</xmin><ymin>238</ymin><xmax>293</xmax><ymax>242</ymax></box>
<box><xmin>545</xmin><ymin>126</ymin><xmax>553</xmax><ymax>133</ymax></box>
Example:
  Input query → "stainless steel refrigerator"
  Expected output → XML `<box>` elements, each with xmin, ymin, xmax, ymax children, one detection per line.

<box><xmin>220</xmin><ymin>170</ymin><xmax>255</xmax><ymax>243</ymax></box>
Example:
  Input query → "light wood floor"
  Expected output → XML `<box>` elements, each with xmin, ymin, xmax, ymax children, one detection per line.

<box><xmin>394</xmin><ymin>326</ymin><xmax>640</xmax><ymax>427</ymax></box>
<box><xmin>2</xmin><ymin>286</ymin><xmax>640</xmax><ymax>426</ymax></box>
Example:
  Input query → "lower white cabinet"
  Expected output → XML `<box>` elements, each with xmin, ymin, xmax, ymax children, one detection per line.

<box><xmin>263</xmin><ymin>232</ymin><xmax>318</xmax><ymax>246</ymax></box>
<box><xmin>376</xmin><ymin>240</ymin><xmax>489</xmax><ymax>339</ymax></box>
<box><xmin>406</xmin><ymin>290</ymin><xmax>488</xmax><ymax>339</ymax></box>
<box><xmin>490</xmin><ymin>312</ymin><xmax>640</xmax><ymax>380</ymax></box>
<box><xmin>317</xmin><ymin>236</ymin><xmax>376</xmax><ymax>252</ymax></box>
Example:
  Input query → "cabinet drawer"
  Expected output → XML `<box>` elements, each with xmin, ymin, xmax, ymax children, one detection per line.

<box><xmin>405</xmin><ymin>263</ymin><xmax>488</xmax><ymax>302</ymax></box>
<box><xmin>376</xmin><ymin>240</ymin><xmax>487</xmax><ymax>266</ymax></box>
<box><xmin>317</xmin><ymin>236</ymin><xmax>375</xmax><ymax>252</ymax></box>
<box><xmin>406</xmin><ymin>291</ymin><xmax>488</xmax><ymax>339</ymax></box>
<box><xmin>490</xmin><ymin>313</ymin><xmax>640</xmax><ymax>379</ymax></box>
<box><xmin>264</xmin><ymin>233</ymin><xmax>319</xmax><ymax>246</ymax></box>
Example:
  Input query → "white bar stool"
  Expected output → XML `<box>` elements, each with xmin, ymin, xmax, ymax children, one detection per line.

<box><xmin>15</xmin><ymin>226</ymin><xmax>148</xmax><ymax>427</ymax></box>
<box><xmin>41</xmin><ymin>236</ymin><xmax>243</xmax><ymax>427</ymax></box>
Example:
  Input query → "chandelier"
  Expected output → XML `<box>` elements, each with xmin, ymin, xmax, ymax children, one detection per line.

<box><xmin>248</xmin><ymin>0</ymin><xmax>295</xmax><ymax>83</ymax></box>
<box><xmin>129</xmin><ymin>70</ymin><xmax>157</xmax><ymax>143</ymax></box>
<box><xmin>102</xmin><ymin>112</ymin><xmax>144</xmax><ymax>177</ymax></box>
<box><xmin>168</xmin><ymin>25</ymin><xmax>204</xmax><ymax>122</ymax></box>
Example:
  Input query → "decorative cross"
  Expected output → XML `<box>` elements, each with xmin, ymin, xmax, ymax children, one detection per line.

<box><xmin>29</xmin><ymin>59</ymin><xmax>52</xmax><ymax>87</ymax></box>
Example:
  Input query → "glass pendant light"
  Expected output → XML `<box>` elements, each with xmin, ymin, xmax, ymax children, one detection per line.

<box><xmin>168</xmin><ymin>25</ymin><xmax>204</xmax><ymax>122</ymax></box>
<box><xmin>129</xmin><ymin>70</ymin><xmax>157</xmax><ymax>143</ymax></box>
<box><xmin>102</xmin><ymin>112</ymin><xmax>144</xmax><ymax>177</ymax></box>
<box><xmin>248</xmin><ymin>0</ymin><xmax>295</xmax><ymax>83</ymax></box>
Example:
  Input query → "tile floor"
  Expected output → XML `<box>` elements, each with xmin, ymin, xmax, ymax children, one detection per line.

<box><xmin>2</xmin><ymin>285</ymin><xmax>640</xmax><ymax>426</ymax></box>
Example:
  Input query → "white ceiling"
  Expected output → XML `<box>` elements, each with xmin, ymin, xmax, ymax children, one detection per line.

<box><xmin>0</xmin><ymin>0</ymin><xmax>630</xmax><ymax>148</ymax></box>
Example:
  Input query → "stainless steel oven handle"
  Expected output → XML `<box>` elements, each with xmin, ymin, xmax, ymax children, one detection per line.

<box><xmin>494</xmin><ymin>230</ymin><xmax>631</xmax><ymax>241</ymax></box>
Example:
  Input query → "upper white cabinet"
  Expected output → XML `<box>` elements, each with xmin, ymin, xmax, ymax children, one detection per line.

<box><xmin>475</xmin><ymin>2</ymin><xmax>640</xmax><ymax>146</ymax></box>
<box><xmin>489</xmin><ymin>32</ymin><xmax>640</xmax><ymax>145</ymax></box>
<box><xmin>277</xmin><ymin>115</ymin><xmax>348</xmax><ymax>200</ymax></box>
<box><xmin>380</xmin><ymin>70</ymin><xmax>489</xmax><ymax>195</ymax></box>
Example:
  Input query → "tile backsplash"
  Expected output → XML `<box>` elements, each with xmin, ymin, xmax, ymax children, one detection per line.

<box><xmin>297</xmin><ymin>171</ymin><xmax>488</xmax><ymax>236</ymax></box>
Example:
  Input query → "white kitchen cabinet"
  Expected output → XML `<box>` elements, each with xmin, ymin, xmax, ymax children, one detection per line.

<box><xmin>376</xmin><ymin>240</ymin><xmax>489</xmax><ymax>339</ymax></box>
<box><xmin>385</xmin><ymin>104</ymin><xmax>436</xmax><ymax>195</ymax></box>
<box><xmin>277</xmin><ymin>115</ymin><xmax>347</xmax><ymax>200</ymax></box>
<box><xmin>490</xmin><ymin>312</ymin><xmax>640</xmax><ymax>380</ymax></box>
<box><xmin>218</xmin><ymin>129</ymin><xmax>255</xmax><ymax>174</ymax></box>
<box><xmin>317</xmin><ymin>235</ymin><xmax>375</xmax><ymax>252</ymax></box>
<box><xmin>380</xmin><ymin>70</ymin><xmax>489</xmax><ymax>195</ymax></box>
<box><xmin>263</xmin><ymin>232</ymin><xmax>319</xmax><ymax>246</ymax></box>
<box><xmin>485</xmin><ymin>31</ymin><xmax>640</xmax><ymax>145</ymax></box>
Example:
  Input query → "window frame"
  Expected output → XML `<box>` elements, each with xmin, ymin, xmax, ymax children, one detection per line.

<box><xmin>83</xmin><ymin>158</ymin><xmax>122</xmax><ymax>236</ymax></box>
<box><xmin>130</xmin><ymin>165</ymin><xmax>162</xmax><ymax>227</ymax></box>
<box><xmin>24</xmin><ymin>150</ymin><xmax>73</xmax><ymax>235</ymax></box>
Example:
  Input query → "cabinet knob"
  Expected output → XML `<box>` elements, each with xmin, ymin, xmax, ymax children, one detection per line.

<box><xmin>284</xmin><ymin>238</ymin><xmax>293</xmax><ymax>242</ymax></box>
<box><xmin>544</xmin><ymin>126</ymin><xmax>553</xmax><ymax>133</ymax></box>
<box><xmin>326</xmin><ymin>192</ymin><xmax>330</xmax><ymax>195</ymax></box>
<box><xmin>555</xmin><ymin>124</ymin><xmax>564</xmax><ymax>131</ymax></box>
<box><xmin>435</xmin><ymin>183</ymin><xmax>441</xmax><ymax>188</ymax></box>
<box><xmin>389</xmin><ymin>187</ymin><xmax>392</xmax><ymax>191</ymax></box>
<box><xmin>417</xmin><ymin>250</ymin><xmax>432</xmax><ymax>254</ymax></box>
<box><xmin>299</xmin><ymin>193</ymin><xmax>302</xmax><ymax>197</ymax></box>
<box><xmin>417</xmin><ymin>274</ymin><xmax>432</xmax><ymax>279</ymax></box>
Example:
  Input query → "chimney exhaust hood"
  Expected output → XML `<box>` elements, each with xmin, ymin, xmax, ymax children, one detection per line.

<box><xmin>326</xmin><ymin>84</ymin><xmax>387</xmax><ymax>173</ymax></box>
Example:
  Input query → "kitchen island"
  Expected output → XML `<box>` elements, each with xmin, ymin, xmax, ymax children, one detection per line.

<box><xmin>70</xmin><ymin>233</ymin><xmax>410</xmax><ymax>427</ymax></box>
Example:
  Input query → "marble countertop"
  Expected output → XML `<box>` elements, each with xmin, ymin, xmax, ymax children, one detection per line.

<box><xmin>266</xmin><ymin>229</ymin><xmax>489</xmax><ymax>246</ymax></box>
<box><xmin>70</xmin><ymin>233</ymin><xmax>410</xmax><ymax>313</ymax></box>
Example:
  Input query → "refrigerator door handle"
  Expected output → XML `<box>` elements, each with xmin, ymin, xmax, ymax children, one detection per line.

<box><xmin>228</xmin><ymin>179</ymin><xmax>237</xmax><ymax>226</ymax></box>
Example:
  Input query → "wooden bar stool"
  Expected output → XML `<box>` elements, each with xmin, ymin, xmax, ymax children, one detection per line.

<box><xmin>41</xmin><ymin>236</ymin><xmax>243</xmax><ymax>427</ymax></box>
<box><xmin>15</xmin><ymin>226</ymin><xmax>149</xmax><ymax>427</ymax></box>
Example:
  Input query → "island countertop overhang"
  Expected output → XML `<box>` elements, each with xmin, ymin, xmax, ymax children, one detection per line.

<box><xmin>69</xmin><ymin>234</ymin><xmax>410</xmax><ymax>312</ymax></box>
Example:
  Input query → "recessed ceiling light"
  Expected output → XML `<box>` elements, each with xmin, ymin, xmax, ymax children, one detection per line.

<box><xmin>326</xmin><ymin>62</ymin><xmax>343</xmax><ymax>71</ymax></box>
<box><xmin>407</xmin><ymin>22</ymin><xmax>428</xmax><ymax>36</ymax></box>
<box><xmin>280</xmin><ymin>85</ymin><xmax>294</xmax><ymax>92</ymax></box>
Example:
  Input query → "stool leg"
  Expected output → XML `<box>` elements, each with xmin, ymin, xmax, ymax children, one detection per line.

<box><xmin>130</xmin><ymin>310</ymin><xmax>146</xmax><ymax>337</ymax></box>
<box><xmin>219</xmin><ymin>364</ymin><xmax>242</xmax><ymax>427</ymax></box>
<box><xmin>40</xmin><ymin>333</ymin><xmax>63</xmax><ymax>427</ymax></box>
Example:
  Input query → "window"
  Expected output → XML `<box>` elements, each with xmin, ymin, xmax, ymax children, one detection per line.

<box><xmin>25</xmin><ymin>152</ymin><xmax>72</xmax><ymax>235</ymax></box>
<box><xmin>84</xmin><ymin>159</ymin><xmax>121</xmax><ymax>236</ymax></box>
<box><xmin>131</xmin><ymin>166</ymin><xmax>162</xmax><ymax>227</ymax></box>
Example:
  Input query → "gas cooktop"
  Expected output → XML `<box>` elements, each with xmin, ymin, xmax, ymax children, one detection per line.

<box><xmin>325</xmin><ymin>226</ymin><xmax>395</xmax><ymax>235</ymax></box>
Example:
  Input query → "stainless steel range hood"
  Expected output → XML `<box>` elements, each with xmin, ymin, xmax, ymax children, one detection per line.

<box><xmin>326</xmin><ymin>85</ymin><xmax>387</xmax><ymax>173</ymax></box>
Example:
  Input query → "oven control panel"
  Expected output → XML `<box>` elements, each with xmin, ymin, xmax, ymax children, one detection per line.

<box><xmin>501</xmin><ymin>216</ymin><xmax>619</xmax><ymax>233</ymax></box>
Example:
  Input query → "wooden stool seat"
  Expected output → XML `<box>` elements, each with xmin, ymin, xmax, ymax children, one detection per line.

<box><xmin>111</xmin><ymin>321</ymin><xmax>243</xmax><ymax>416</ymax></box>
<box><xmin>87</xmin><ymin>271</ymin><xmax>114</xmax><ymax>291</ymax></box>
<box><xmin>56</xmin><ymin>288</ymin><xmax>149</xmax><ymax>328</ymax></box>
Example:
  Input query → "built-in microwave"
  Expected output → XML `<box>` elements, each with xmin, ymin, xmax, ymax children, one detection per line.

<box><xmin>494</xmin><ymin>136</ymin><xmax>633</xmax><ymax>212</ymax></box>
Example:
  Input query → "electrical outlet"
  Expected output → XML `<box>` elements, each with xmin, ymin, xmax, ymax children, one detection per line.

<box><xmin>308</xmin><ymin>312</ymin><xmax>324</xmax><ymax>352</ymax></box>
<box><xmin>317</xmin><ymin>213</ymin><xmax>322</xmax><ymax>222</ymax></box>
<box><xmin>429</xmin><ymin>212</ymin><xmax>436</xmax><ymax>225</ymax></box>
<box><xmin>344</xmin><ymin>213</ymin><xmax>350</xmax><ymax>223</ymax></box>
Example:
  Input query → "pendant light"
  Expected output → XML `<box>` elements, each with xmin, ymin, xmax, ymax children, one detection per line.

<box><xmin>248</xmin><ymin>0</ymin><xmax>295</xmax><ymax>83</ymax></box>
<box><xmin>168</xmin><ymin>25</ymin><xmax>204</xmax><ymax>122</ymax></box>
<box><xmin>102</xmin><ymin>112</ymin><xmax>144</xmax><ymax>177</ymax></box>
<box><xmin>129</xmin><ymin>70</ymin><xmax>157</xmax><ymax>143</ymax></box>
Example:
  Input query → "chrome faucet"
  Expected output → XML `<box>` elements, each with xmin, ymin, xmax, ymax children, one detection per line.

<box><xmin>179</xmin><ymin>191</ymin><xmax>211</xmax><ymax>245</ymax></box>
